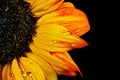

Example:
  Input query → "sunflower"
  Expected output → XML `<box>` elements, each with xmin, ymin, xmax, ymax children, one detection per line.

<box><xmin>0</xmin><ymin>0</ymin><xmax>90</xmax><ymax>80</ymax></box>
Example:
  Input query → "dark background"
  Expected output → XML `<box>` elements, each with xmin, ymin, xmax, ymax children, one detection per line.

<box><xmin>58</xmin><ymin>0</ymin><xmax>97</xmax><ymax>80</ymax></box>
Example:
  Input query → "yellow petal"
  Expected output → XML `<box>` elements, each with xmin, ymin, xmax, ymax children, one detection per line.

<box><xmin>19</xmin><ymin>57</ymin><xmax>46</xmax><ymax>80</ymax></box>
<box><xmin>31</xmin><ymin>0</ymin><xmax>60</xmax><ymax>12</ymax></box>
<box><xmin>2</xmin><ymin>64</ymin><xmax>8</xmax><ymax>80</ymax></box>
<box><xmin>19</xmin><ymin>59</ymin><xmax>36</xmax><ymax>80</ymax></box>
<box><xmin>26</xmin><ymin>53</ymin><xmax>57</xmax><ymax>80</ymax></box>
<box><xmin>32</xmin><ymin>36</ymin><xmax>71</xmax><ymax>52</ymax></box>
<box><xmin>57</xmin><ymin>2</ymin><xmax>75</xmax><ymax>8</ymax></box>
<box><xmin>24</xmin><ymin>0</ymin><xmax>36</xmax><ymax>6</ymax></box>
<box><xmin>33</xmin><ymin>23</ymin><xmax>88</xmax><ymax>52</ymax></box>
<box><xmin>26</xmin><ymin>0</ymin><xmax>64</xmax><ymax>17</ymax></box>
<box><xmin>18</xmin><ymin>62</ymin><xmax>34</xmax><ymax>80</ymax></box>
<box><xmin>51</xmin><ymin>52</ymin><xmax>83</xmax><ymax>77</ymax></box>
<box><xmin>37</xmin><ymin>2</ymin><xmax>90</xmax><ymax>36</ymax></box>
<box><xmin>29</xmin><ymin>44</ymin><xmax>75</xmax><ymax>71</ymax></box>
<box><xmin>2</xmin><ymin>63</ymin><xmax>16</xmax><ymax>80</ymax></box>
<box><xmin>29</xmin><ymin>44</ymin><xmax>81</xmax><ymax>76</ymax></box>
<box><xmin>11</xmin><ymin>59</ymin><xmax>24</xmax><ymax>80</ymax></box>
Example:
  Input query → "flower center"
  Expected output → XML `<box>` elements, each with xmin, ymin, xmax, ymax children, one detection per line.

<box><xmin>0</xmin><ymin>0</ymin><xmax>37</xmax><ymax>65</ymax></box>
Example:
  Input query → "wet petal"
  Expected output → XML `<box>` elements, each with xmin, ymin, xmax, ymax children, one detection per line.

<box><xmin>19</xmin><ymin>57</ymin><xmax>46</xmax><ymax>80</ymax></box>
<box><xmin>37</xmin><ymin>2</ymin><xmax>90</xmax><ymax>36</ymax></box>
<box><xmin>1</xmin><ymin>0</ymin><xmax>90</xmax><ymax>80</ymax></box>
<box><xmin>2</xmin><ymin>63</ymin><xmax>15</xmax><ymax>80</ymax></box>
<box><xmin>33</xmin><ymin>23</ymin><xmax>88</xmax><ymax>52</ymax></box>
<box><xmin>11</xmin><ymin>59</ymin><xmax>24</xmax><ymax>80</ymax></box>
<box><xmin>26</xmin><ymin>53</ymin><xmax>57</xmax><ymax>80</ymax></box>
<box><xmin>29</xmin><ymin>44</ymin><xmax>78</xmax><ymax>72</ymax></box>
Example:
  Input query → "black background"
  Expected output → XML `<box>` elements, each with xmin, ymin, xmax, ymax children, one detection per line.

<box><xmin>58</xmin><ymin>0</ymin><xmax>97</xmax><ymax>80</ymax></box>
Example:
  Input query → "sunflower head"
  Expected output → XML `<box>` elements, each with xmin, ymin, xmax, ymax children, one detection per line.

<box><xmin>1</xmin><ymin>0</ymin><xmax>90</xmax><ymax>80</ymax></box>
<box><xmin>0</xmin><ymin>0</ymin><xmax>37</xmax><ymax>65</ymax></box>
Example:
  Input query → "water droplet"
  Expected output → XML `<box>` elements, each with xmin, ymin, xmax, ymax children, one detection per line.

<box><xmin>9</xmin><ymin>73</ymin><xmax>14</xmax><ymax>77</ymax></box>
<box><xmin>20</xmin><ymin>68</ymin><xmax>24</xmax><ymax>72</ymax></box>
<box><xmin>27</xmin><ymin>60</ymin><xmax>33</xmax><ymax>64</ymax></box>
<box><xmin>63</xmin><ymin>31</ymin><xmax>71</xmax><ymax>35</ymax></box>
<box><xmin>50</xmin><ymin>40</ymin><xmax>57</xmax><ymax>44</ymax></box>
<box><xmin>26</xmin><ymin>72</ymin><xmax>32</xmax><ymax>77</ymax></box>
<box><xmin>22</xmin><ymin>73</ymin><xmax>27</xmax><ymax>77</ymax></box>
<box><xmin>71</xmin><ymin>44</ymin><xmax>76</xmax><ymax>47</ymax></box>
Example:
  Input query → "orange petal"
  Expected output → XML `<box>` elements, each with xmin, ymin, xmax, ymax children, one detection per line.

<box><xmin>51</xmin><ymin>52</ymin><xmax>83</xmax><ymax>77</ymax></box>
<box><xmin>57</xmin><ymin>2</ymin><xmax>90</xmax><ymax>36</ymax></box>
<box><xmin>37</xmin><ymin>2</ymin><xmax>90</xmax><ymax>36</ymax></box>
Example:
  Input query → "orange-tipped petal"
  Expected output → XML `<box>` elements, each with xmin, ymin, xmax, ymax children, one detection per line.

<box><xmin>37</xmin><ymin>2</ymin><xmax>90</xmax><ymax>36</ymax></box>
<box><xmin>33</xmin><ymin>23</ymin><xmax>88</xmax><ymax>52</ymax></box>
<box><xmin>51</xmin><ymin>52</ymin><xmax>83</xmax><ymax>76</ymax></box>
<box><xmin>57</xmin><ymin>2</ymin><xmax>90</xmax><ymax>36</ymax></box>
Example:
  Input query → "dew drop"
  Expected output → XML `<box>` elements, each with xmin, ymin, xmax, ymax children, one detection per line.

<box><xmin>63</xmin><ymin>31</ymin><xmax>71</xmax><ymax>35</ymax></box>
<box><xmin>50</xmin><ymin>40</ymin><xmax>57</xmax><ymax>44</ymax></box>
<box><xmin>9</xmin><ymin>73</ymin><xmax>14</xmax><ymax>77</ymax></box>
<box><xmin>22</xmin><ymin>73</ymin><xmax>27</xmax><ymax>77</ymax></box>
<box><xmin>26</xmin><ymin>72</ymin><xmax>32</xmax><ymax>77</ymax></box>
